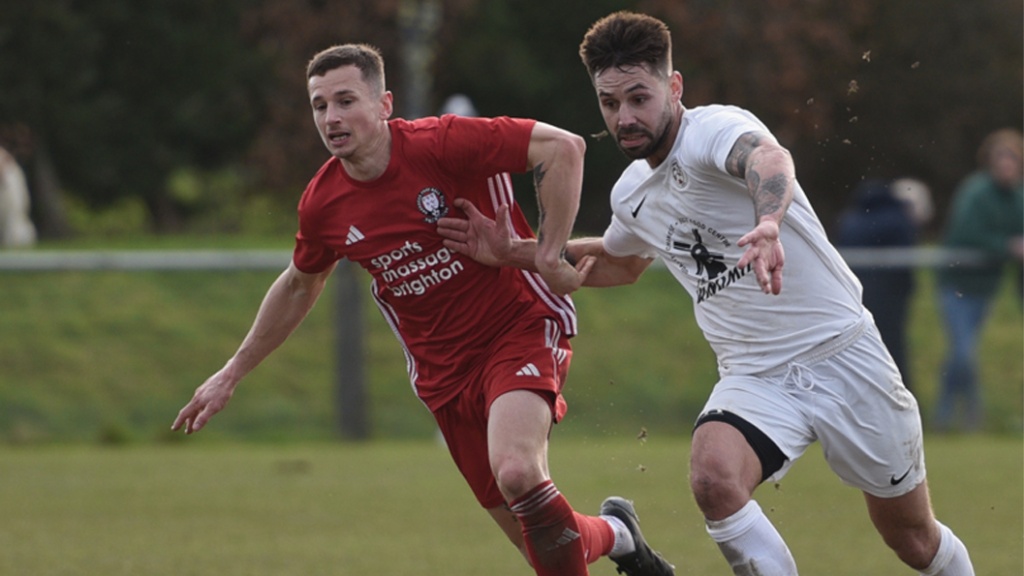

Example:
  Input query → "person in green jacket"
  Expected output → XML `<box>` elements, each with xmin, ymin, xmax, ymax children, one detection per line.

<box><xmin>935</xmin><ymin>128</ymin><xmax>1024</xmax><ymax>431</ymax></box>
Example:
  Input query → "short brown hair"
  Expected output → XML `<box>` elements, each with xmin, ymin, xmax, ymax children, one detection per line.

<box><xmin>579</xmin><ymin>12</ymin><xmax>672</xmax><ymax>80</ymax></box>
<box><xmin>306</xmin><ymin>44</ymin><xmax>385</xmax><ymax>95</ymax></box>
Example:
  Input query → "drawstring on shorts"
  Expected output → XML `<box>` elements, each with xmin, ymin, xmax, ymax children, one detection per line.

<box><xmin>782</xmin><ymin>362</ymin><xmax>816</xmax><ymax>391</ymax></box>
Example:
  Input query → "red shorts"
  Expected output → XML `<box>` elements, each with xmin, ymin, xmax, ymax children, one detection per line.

<box><xmin>432</xmin><ymin>319</ymin><xmax>571</xmax><ymax>509</ymax></box>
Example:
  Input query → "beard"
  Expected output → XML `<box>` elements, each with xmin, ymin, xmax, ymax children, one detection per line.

<box><xmin>615</xmin><ymin>104</ymin><xmax>675</xmax><ymax>160</ymax></box>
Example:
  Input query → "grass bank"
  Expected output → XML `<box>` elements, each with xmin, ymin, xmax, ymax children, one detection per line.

<box><xmin>0</xmin><ymin>255</ymin><xmax>1020</xmax><ymax>443</ymax></box>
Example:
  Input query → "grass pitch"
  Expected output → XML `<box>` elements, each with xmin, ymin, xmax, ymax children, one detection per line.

<box><xmin>0</xmin><ymin>435</ymin><xmax>1018</xmax><ymax>575</ymax></box>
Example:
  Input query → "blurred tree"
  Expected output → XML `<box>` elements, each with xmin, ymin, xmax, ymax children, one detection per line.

<box><xmin>645</xmin><ymin>0</ymin><xmax>1021</xmax><ymax>237</ymax></box>
<box><xmin>435</xmin><ymin>0</ymin><xmax>1021</xmax><ymax>235</ymax></box>
<box><xmin>1</xmin><ymin>0</ymin><xmax>1017</xmax><ymax>237</ymax></box>
<box><xmin>239</xmin><ymin>0</ymin><xmax>477</xmax><ymax>199</ymax></box>
<box><xmin>0</xmin><ymin>0</ymin><xmax>269</xmax><ymax>233</ymax></box>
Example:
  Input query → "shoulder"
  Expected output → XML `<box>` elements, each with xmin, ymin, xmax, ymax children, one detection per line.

<box><xmin>952</xmin><ymin>172</ymin><xmax>998</xmax><ymax>205</ymax></box>
<box><xmin>298</xmin><ymin>158</ymin><xmax>343</xmax><ymax>213</ymax></box>
<box><xmin>677</xmin><ymin>105</ymin><xmax>770</xmax><ymax>170</ymax></box>
<box><xmin>685</xmin><ymin>105</ymin><xmax>766</xmax><ymax>134</ymax></box>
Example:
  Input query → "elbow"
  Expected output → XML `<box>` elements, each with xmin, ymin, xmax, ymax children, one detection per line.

<box><xmin>558</xmin><ymin>132</ymin><xmax>586</xmax><ymax>169</ymax></box>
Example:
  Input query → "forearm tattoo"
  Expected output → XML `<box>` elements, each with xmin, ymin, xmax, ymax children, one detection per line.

<box><xmin>534</xmin><ymin>162</ymin><xmax>547</xmax><ymax>245</ymax></box>
<box><xmin>754</xmin><ymin>173</ymin><xmax>788</xmax><ymax>221</ymax></box>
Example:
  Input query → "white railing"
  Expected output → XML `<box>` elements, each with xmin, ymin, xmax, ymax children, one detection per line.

<box><xmin>0</xmin><ymin>246</ymin><xmax>996</xmax><ymax>271</ymax></box>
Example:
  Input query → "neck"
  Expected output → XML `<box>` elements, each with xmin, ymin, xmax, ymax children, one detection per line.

<box><xmin>342</xmin><ymin>122</ymin><xmax>392</xmax><ymax>181</ymax></box>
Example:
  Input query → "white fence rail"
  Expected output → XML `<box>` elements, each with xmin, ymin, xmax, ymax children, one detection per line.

<box><xmin>0</xmin><ymin>246</ymin><xmax>995</xmax><ymax>271</ymax></box>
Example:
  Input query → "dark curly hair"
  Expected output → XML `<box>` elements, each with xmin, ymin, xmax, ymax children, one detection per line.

<box><xmin>579</xmin><ymin>11</ymin><xmax>672</xmax><ymax>81</ymax></box>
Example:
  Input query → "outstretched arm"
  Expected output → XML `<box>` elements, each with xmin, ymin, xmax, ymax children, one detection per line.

<box><xmin>171</xmin><ymin>261</ymin><xmax>336</xmax><ymax>434</ymax></box>
<box><xmin>726</xmin><ymin>131</ymin><xmax>794</xmax><ymax>295</ymax></box>
<box><xmin>438</xmin><ymin>198</ymin><xmax>651</xmax><ymax>287</ymax></box>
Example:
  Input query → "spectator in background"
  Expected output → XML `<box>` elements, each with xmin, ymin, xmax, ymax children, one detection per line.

<box><xmin>892</xmin><ymin>177</ymin><xmax>935</xmax><ymax>235</ymax></box>
<box><xmin>935</xmin><ymin>128</ymin><xmax>1024</xmax><ymax>432</ymax></box>
<box><xmin>836</xmin><ymin>178</ymin><xmax>918</xmax><ymax>390</ymax></box>
<box><xmin>0</xmin><ymin>146</ymin><xmax>37</xmax><ymax>248</ymax></box>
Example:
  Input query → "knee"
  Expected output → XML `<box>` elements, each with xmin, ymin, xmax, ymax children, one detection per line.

<box><xmin>689</xmin><ymin>457</ymin><xmax>751</xmax><ymax>520</ymax></box>
<box><xmin>491</xmin><ymin>456</ymin><xmax>545</xmax><ymax>500</ymax></box>
<box><xmin>882</xmin><ymin>523</ymin><xmax>941</xmax><ymax>570</ymax></box>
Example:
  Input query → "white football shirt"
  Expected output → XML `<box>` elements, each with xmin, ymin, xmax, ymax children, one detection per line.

<box><xmin>603</xmin><ymin>104</ymin><xmax>865</xmax><ymax>375</ymax></box>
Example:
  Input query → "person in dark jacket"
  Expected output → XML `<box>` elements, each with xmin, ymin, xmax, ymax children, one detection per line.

<box><xmin>837</xmin><ymin>178</ymin><xmax>917</xmax><ymax>390</ymax></box>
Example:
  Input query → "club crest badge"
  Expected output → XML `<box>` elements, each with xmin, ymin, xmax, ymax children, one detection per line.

<box><xmin>416</xmin><ymin>187</ymin><xmax>448</xmax><ymax>223</ymax></box>
<box><xmin>671</xmin><ymin>161</ymin><xmax>688</xmax><ymax>189</ymax></box>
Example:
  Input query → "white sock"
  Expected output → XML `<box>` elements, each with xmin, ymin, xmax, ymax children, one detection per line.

<box><xmin>705</xmin><ymin>500</ymin><xmax>797</xmax><ymax>576</ymax></box>
<box><xmin>601</xmin><ymin>514</ymin><xmax>636</xmax><ymax>558</ymax></box>
<box><xmin>920</xmin><ymin>522</ymin><xmax>974</xmax><ymax>576</ymax></box>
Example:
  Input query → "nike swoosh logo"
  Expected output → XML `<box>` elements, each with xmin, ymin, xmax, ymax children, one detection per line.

<box><xmin>630</xmin><ymin>195</ymin><xmax>648</xmax><ymax>218</ymax></box>
<box><xmin>889</xmin><ymin>466</ymin><xmax>913</xmax><ymax>486</ymax></box>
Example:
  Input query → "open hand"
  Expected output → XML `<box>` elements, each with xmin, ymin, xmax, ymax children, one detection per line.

<box><xmin>437</xmin><ymin>198</ymin><xmax>513</xmax><ymax>267</ymax></box>
<box><xmin>737</xmin><ymin>220</ymin><xmax>785</xmax><ymax>295</ymax></box>
<box><xmin>171</xmin><ymin>369</ymin><xmax>236</xmax><ymax>434</ymax></box>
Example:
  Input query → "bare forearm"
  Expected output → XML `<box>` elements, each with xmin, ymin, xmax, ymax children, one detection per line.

<box><xmin>725</xmin><ymin>131</ymin><xmax>794</xmax><ymax>226</ymax></box>
<box><xmin>747</xmin><ymin>148</ymin><xmax>793</xmax><ymax>227</ymax></box>
<box><xmin>529</xmin><ymin>124</ymin><xmax>585</xmax><ymax>272</ymax></box>
<box><xmin>568</xmin><ymin>238</ymin><xmax>651</xmax><ymax>287</ymax></box>
<box><xmin>225</xmin><ymin>264</ymin><xmax>331</xmax><ymax>382</ymax></box>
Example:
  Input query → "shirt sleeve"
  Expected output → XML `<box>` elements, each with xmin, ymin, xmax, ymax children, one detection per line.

<box><xmin>292</xmin><ymin>177</ymin><xmax>341</xmax><ymax>274</ymax></box>
<box><xmin>603</xmin><ymin>214</ymin><xmax>658</xmax><ymax>259</ymax></box>
<box><xmin>438</xmin><ymin>115</ymin><xmax>536</xmax><ymax>176</ymax></box>
<box><xmin>690</xmin><ymin>107</ymin><xmax>772</xmax><ymax>175</ymax></box>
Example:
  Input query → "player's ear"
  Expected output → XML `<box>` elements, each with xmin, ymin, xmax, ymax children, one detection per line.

<box><xmin>380</xmin><ymin>91</ymin><xmax>394</xmax><ymax>120</ymax></box>
<box><xmin>670</xmin><ymin>71</ymin><xmax>684</xmax><ymax>101</ymax></box>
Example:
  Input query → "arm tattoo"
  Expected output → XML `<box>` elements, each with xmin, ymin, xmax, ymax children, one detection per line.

<box><xmin>534</xmin><ymin>162</ymin><xmax>547</xmax><ymax>246</ymax></box>
<box><xmin>725</xmin><ymin>132</ymin><xmax>766</xmax><ymax>179</ymax></box>
<box><xmin>754</xmin><ymin>173</ymin><xmax>788</xmax><ymax>221</ymax></box>
<box><xmin>533</xmin><ymin>161</ymin><xmax>547</xmax><ymax>190</ymax></box>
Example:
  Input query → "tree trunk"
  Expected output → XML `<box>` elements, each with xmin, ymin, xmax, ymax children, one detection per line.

<box><xmin>29</xmin><ymin>144</ymin><xmax>74</xmax><ymax>240</ymax></box>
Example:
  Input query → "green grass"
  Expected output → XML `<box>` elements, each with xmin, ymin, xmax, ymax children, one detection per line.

<box><xmin>0</xmin><ymin>262</ymin><xmax>1020</xmax><ymax>443</ymax></box>
<box><xmin>0</xmin><ymin>436</ymin><xmax>1018</xmax><ymax>575</ymax></box>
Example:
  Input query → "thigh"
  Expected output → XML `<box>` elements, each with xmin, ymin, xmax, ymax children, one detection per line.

<box><xmin>813</xmin><ymin>327</ymin><xmax>925</xmax><ymax>498</ymax></box>
<box><xmin>481</xmin><ymin>317</ymin><xmax>572</xmax><ymax>424</ymax></box>
<box><xmin>690</xmin><ymin>421</ymin><xmax>764</xmax><ymax>519</ymax></box>
<box><xmin>698</xmin><ymin>375</ymin><xmax>817</xmax><ymax>484</ymax></box>
<box><xmin>434</xmin><ymin>388</ymin><xmax>506</xmax><ymax>509</ymax></box>
<box><xmin>433</xmin><ymin>318</ymin><xmax>571</xmax><ymax>510</ymax></box>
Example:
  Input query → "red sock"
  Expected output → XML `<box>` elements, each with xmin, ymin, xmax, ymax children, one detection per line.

<box><xmin>509</xmin><ymin>480</ymin><xmax>615</xmax><ymax>575</ymax></box>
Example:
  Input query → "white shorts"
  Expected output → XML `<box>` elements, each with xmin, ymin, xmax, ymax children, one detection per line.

<box><xmin>700</xmin><ymin>317</ymin><xmax>925</xmax><ymax>498</ymax></box>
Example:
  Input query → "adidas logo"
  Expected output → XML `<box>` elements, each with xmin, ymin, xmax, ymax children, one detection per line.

<box><xmin>516</xmin><ymin>363</ymin><xmax>540</xmax><ymax>377</ymax></box>
<box><xmin>546</xmin><ymin>527</ymin><xmax>581</xmax><ymax>551</ymax></box>
<box><xmin>346</xmin><ymin>226</ymin><xmax>365</xmax><ymax>245</ymax></box>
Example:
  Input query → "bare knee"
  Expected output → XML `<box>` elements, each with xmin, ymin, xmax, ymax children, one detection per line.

<box><xmin>492</xmin><ymin>455</ymin><xmax>546</xmax><ymax>501</ymax></box>
<box><xmin>881</xmin><ymin>522</ymin><xmax>940</xmax><ymax>569</ymax></box>
<box><xmin>689</xmin><ymin>457</ymin><xmax>752</xmax><ymax>520</ymax></box>
<box><xmin>690</xmin><ymin>422</ymin><xmax>763</xmax><ymax>520</ymax></box>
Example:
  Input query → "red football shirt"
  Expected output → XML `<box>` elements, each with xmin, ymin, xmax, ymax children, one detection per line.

<box><xmin>293</xmin><ymin>115</ymin><xmax>577</xmax><ymax>410</ymax></box>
